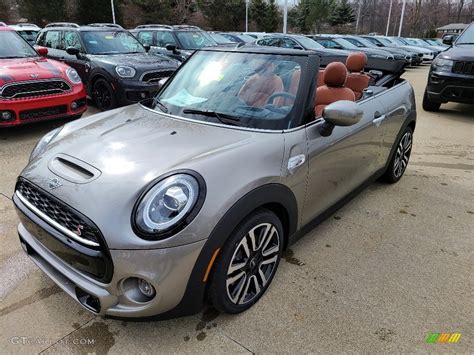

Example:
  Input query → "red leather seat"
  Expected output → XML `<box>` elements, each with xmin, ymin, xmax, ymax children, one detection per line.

<box><xmin>314</xmin><ymin>62</ymin><xmax>355</xmax><ymax>117</ymax></box>
<box><xmin>345</xmin><ymin>52</ymin><xmax>370</xmax><ymax>100</ymax></box>
<box><xmin>238</xmin><ymin>64</ymin><xmax>284</xmax><ymax>108</ymax></box>
<box><xmin>317</xmin><ymin>69</ymin><xmax>325</xmax><ymax>87</ymax></box>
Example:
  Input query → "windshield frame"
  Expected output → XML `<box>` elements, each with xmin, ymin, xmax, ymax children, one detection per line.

<box><xmin>0</xmin><ymin>31</ymin><xmax>39</xmax><ymax>59</ymax></box>
<box><xmin>456</xmin><ymin>24</ymin><xmax>474</xmax><ymax>45</ymax></box>
<box><xmin>145</xmin><ymin>49</ymin><xmax>316</xmax><ymax>131</ymax></box>
<box><xmin>80</xmin><ymin>30</ymin><xmax>146</xmax><ymax>55</ymax></box>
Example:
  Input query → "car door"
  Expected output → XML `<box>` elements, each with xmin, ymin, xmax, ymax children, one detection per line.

<box><xmin>301</xmin><ymin>96</ymin><xmax>386</xmax><ymax>225</ymax></box>
<box><xmin>62</xmin><ymin>31</ymin><xmax>89</xmax><ymax>82</ymax></box>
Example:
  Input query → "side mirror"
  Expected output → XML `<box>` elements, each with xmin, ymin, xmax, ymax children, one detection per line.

<box><xmin>442</xmin><ymin>35</ymin><xmax>453</xmax><ymax>45</ymax></box>
<box><xmin>143</xmin><ymin>44</ymin><xmax>151</xmax><ymax>52</ymax></box>
<box><xmin>319</xmin><ymin>101</ymin><xmax>363</xmax><ymax>137</ymax></box>
<box><xmin>36</xmin><ymin>46</ymin><xmax>48</xmax><ymax>56</ymax></box>
<box><xmin>293</xmin><ymin>45</ymin><xmax>303</xmax><ymax>50</ymax></box>
<box><xmin>376</xmin><ymin>43</ymin><xmax>383</xmax><ymax>47</ymax></box>
<box><xmin>165</xmin><ymin>43</ymin><xmax>180</xmax><ymax>55</ymax></box>
<box><xmin>66</xmin><ymin>46</ymin><xmax>80</xmax><ymax>57</ymax></box>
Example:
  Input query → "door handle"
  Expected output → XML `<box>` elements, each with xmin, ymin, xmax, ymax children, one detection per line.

<box><xmin>288</xmin><ymin>154</ymin><xmax>306</xmax><ymax>174</ymax></box>
<box><xmin>372</xmin><ymin>112</ymin><xmax>386</xmax><ymax>128</ymax></box>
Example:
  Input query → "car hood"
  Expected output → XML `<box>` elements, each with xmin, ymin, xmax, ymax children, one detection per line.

<box><xmin>348</xmin><ymin>47</ymin><xmax>392</xmax><ymax>58</ymax></box>
<box><xmin>88</xmin><ymin>53</ymin><xmax>179</xmax><ymax>70</ymax></box>
<box><xmin>440</xmin><ymin>45</ymin><xmax>474</xmax><ymax>61</ymax></box>
<box><xmin>0</xmin><ymin>57</ymin><xmax>67</xmax><ymax>86</ymax></box>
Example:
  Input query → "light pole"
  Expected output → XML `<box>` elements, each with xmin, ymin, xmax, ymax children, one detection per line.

<box><xmin>355</xmin><ymin>2</ymin><xmax>362</xmax><ymax>34</ymax></box>
<box><xmin>283</xmin><ymin>0</ymin><xmax>288</xmax><ymax>34</ymax></box>
<box><xmin>385</xmin><ymin>0</ymin><xmax>393</xmax><ymax>36</ymax></box>
<box><xmin>245</xmin><ymin>0</ymin><xmax>249</xmax><ymax>32</ymax></box>
<box><xmin>111</xmin><ymin>0</ymin><xmax>116</xmax><ymax>24</ymax></box>
<box><xmin>398</xmin><ymin>0</ymin><xmax>406</xmax><ymax>37</ymax></box>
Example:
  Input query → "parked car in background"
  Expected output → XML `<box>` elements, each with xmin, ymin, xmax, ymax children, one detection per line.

<box><xmin>385</xmin><ymin>36</ymin><xmax>435</xmax><ymax>61</ymax></box>
<box><xmin>8</xmin><ymin>23</ymin><xmax>41</xmax><ymax>45</ymax></box>
<box><xmin>219</xmin><ymin>32</ymin><xmax>256</xmax><ymax>44</ymax></box>
<box><xmin>404</xmin><ymin>37</ymin><xmax>445</xmax><ymax>53</ymax></box>
<box><xmin>244</xmin><ymin>32</ymin><xmax>269</xmax><ymax>40</ymax></box>
<box><xmin>0</xmin><ymin>24</ymin><xmax>86</xmax><ymax>127</ymax></box>
<box><xmin>36</xmin><ymin>22</ymin><xmax>179</xmax><ymax>111</ymax></box>
<box><xmin>131</xmin><ymin>25</ymin><xmax>218</xmax><ymax>62</ymax></box>
<box><xmin>423</xmin><ymin>22</ymin><xmax>474</xmax><ymax>111</ymax></box>
<box><xmin>208</xmin><ymin>32</ymin><xmax>238</xmax><ymax>47</ymax></box>
<box><xmin>340</xmin><ymin>35</ymin><xmax>413</xmax><ymax>66</ymax></box>
<box><xmin>422</xmin><ymin>38</ymin><xmax>448</xmax><ymax>47</ymax></box>
<box><xmin>361</xmin><ymin>35</ymin><xmax>423</xmax><ymax>65</ymax></box>
<box><xmin>14</xmin><ymin>46</ymin><xmax>416</xmax><ymax>319</ymax></box>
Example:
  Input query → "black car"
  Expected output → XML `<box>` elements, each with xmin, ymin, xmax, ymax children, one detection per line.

<box><xmin>130</xmin><ymin>25</ymin><xmax>219</xmax><ymax>62</ymax></box>
<box><xmin>423</xmin><ymin>23</ymin><xmax>474</xmax><ymax>111</ymax></box>
<box><xmin>36</xmin><ymin>23</ymin><xmax>179</xmax><ymax>110</ymax></box>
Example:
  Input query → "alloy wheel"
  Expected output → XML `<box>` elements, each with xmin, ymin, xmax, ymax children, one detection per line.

<box><xmin>393</xmin><ymin>131</ymin><xmax>412</xmax><ymax>178</ymax></box>
<box><xmin>93</xmin><ymin>81</ymin><xmax>113</xmax><ymax>110</ymax></box>
<box><xmin>226</xmin><ymin>223</ymin><xmax>280</xmax><ymax>305</ymax></box>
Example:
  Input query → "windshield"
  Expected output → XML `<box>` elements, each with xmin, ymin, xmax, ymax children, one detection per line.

<box><xmin>236</xmin><ymin>34</ymin><xmax>256</xmax><ymax>42</ymax></box>
<box><xmin>295</xmin><ymin>36</ymin><xmax>324</xmax><ymax>49</ymax></box>
<box><xmin>343</xmin><ymin>37</ymin><xmax>364</xmax><ymax>48</ymax></box>
<box><xmin>378</xmin><ymin>37</ymin><xmax>395</xmax><ymax>46</ymax></box>
<box><xmin>17</xmin><ymin>30</ymin><xmax>39</xmax><ymax>43</ymax></box>
<box><xmin>335</xmin><ymin>38</ymin><xmax>358</xmax><ymax>49</ymax></box>
<box><xmin>81</xmin><ymin>31</ymin><xmax>145</xmax><ymax>55</ymax></box>
<box><xmin>390</xmin><ymin>38</ymin><xmax>406</xmax><ymax>46</ymax></box>
<box><xmin>457</xmin><ymin>25</ymin><xmax>474</xmax><ymax>44</ymax></box>
<box><xmin>153</xmin><ymin>51</ymin><xmax>305</xmax><ymax>130</ymax></box>
<box><xmin>209</xmin><ymin>33</ymin><xmax>235</xmax><ymax>44</ymax></box>
<box><xmin>0</xmin><ymin>31</ymin><xmax>38</xmax><ymax>58</ymax></box>
<box><xmin>175</xmin><ymin>31</ymin><xmax>217</xmax><ymax>49</ymax></box>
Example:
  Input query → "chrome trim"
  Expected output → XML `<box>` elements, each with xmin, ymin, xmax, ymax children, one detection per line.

<box><xmin>15</xmin><ymin>190</ymin><xmax>100</xmax><ymax>247</ymax></box>
<box><xmin>0</xmin><ymin>79</ymin><xmax>71</xmax><ymax>100</ymax></box>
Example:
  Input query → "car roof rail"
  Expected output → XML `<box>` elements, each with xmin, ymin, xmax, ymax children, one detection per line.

<box><xmin>135</xmin><ymin>24</ymin><xmax>173</xmax><ymax>29</ymax></box>
<box><xmin>88</xmin><ymin>23</ymin><xmax>123</xmax><ymax>29</ymax></box>
<box><xmin>173</xmin><ymin>25</ymin><xmax>201</xmax><ymax>30</ymax></box>
<box><xmin>14</xmin><ymin>23</ymin><xmax>40</xmax><ymax>28</ymax></box>
<box><xmin>45</xmin><ymin>22</ymin><xmax>80</xmax><ymax>28</ymax></box>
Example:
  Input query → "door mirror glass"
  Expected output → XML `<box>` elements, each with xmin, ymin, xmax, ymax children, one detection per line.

<box><xmin>66</xmin><ymin>46</ymin><xmax>80</xmax><ymax>56</ymax></box>
<box><xmin>319</xmin><ymin>101</ymin><xmax>363</xmax><ymax>136</ymax></box>
<box><xmin>442</xmin><ymin>35</ymin><xmax>453</xmax><ymax>45</ymax></box>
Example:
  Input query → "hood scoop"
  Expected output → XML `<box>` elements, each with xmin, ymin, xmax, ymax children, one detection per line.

<box><xmin>48</xmin><ymin>154</ymin><xmax>101</xmax><ymax>184</ymax></box>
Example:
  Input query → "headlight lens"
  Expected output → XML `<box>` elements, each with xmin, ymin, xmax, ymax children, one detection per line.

<box><xmin>66</xmin><ymin>67</ymin><xmax>82</xmax><ymax>84</ymax></box>
<box><xmin>134</xmin><ymin>173</ymin><xmax>203</xmax><ymax>237</ymax></box>
<box><xmin>115</xmin><ymin>65</ymin><xmax>136</xmax><ymax>78</ymax></box>
<box><xmin>29</xmin><ymin>127</ymin><xmax>62</xmax><ymax>162</ymax></box>
<box><xmin>371</xmin><ymin>54</ymin><xmax>387</xmax><ymax>59</ymax></box>
<box><xmin>433</xmin><ymin>58</ymin><xmax>453</xmax><ymax>69</ymax></box>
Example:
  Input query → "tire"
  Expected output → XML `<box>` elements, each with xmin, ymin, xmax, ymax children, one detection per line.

<box><xmin>209</xmin><ymin>208</ymin><xmax>284</xmax><ymax>314</ymax></box>
<box><xmin>92</xmin><ymin>78</ymin><xmax>117</xmax><ymax>111</ymax></box>
<box><xmin>422</xmin><ymin>90</ymin><xmax>441</xmax><ymax>112</ymax></box>
<box><xmin>382</xmin><ymin>126</ymin><xmax>413</xmax><ymax>183</ymax></box>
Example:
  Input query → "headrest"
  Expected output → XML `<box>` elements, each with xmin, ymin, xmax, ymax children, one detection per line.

<box><xmin>323</xmin><ymin>62</ymin><xmax>348</xmax><ymax>87</ymax></box>
<box><xmin>346</xmin><ymin>52</ymin><xmax>368</xmax><ymax>72</ymax></box>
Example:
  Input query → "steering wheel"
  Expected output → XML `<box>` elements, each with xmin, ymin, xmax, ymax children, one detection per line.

<box><xmin>267</xmin><ymin>92</ymin><xmax>296</xmax><ymax>104</ymax></box>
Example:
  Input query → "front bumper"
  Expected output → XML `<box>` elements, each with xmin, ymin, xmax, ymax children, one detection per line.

<box><xmin>426</xmin><ymin>70</ymin><xmax>474</xmax><ymax>104</ymax></box>
<box><xmin>113</xmin><ymin>79</ymin><xmax>164</xmax><ymax>107</ymax></box>
<box><xmin>14</xmin><ymin>192</ymin><xmax>206</xmax><ymax>318</ymax></box>
<box><xmin>0</xmin><ymin>85</ymin><xmax>86</xmax><ymax>127</ymax></box>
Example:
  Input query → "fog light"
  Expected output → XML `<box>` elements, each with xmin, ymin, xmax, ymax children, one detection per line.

<box><xmin>1</xmin><ymin>111</ymin><xmax>13</xmax><ymax>120</ymax></box>
<box><xmin>71</xmin><ymin>101</ymin><xmax>79</xmax><ymax>110</ymax></box>
<box><xmin>140</xmin><ymin>92</ymin><xmax>147</xmax><ymax>99</ymax></box>
<box><xmin>138</xmin><ymin>278</ymin><xmax>156</xmax><ymax>297</ymax></box>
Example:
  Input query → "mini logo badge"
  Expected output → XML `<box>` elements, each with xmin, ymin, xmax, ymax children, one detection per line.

<box><xmin>48</xmin><ymin>178</ymin><xmax>62</xmax><ymax>190</ymax></box>
<box><xmin>30</xmin><ymin>73</ymin><xmax>39</xmax><ymax>79</ymax></box>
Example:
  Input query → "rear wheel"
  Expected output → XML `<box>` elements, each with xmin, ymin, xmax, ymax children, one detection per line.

<box><xmin>383</xmin><ymin>126</ymin><xmax>413</xmax><ymax>183</ymax></box>
<box><xmin>209</xmin><ymin>209</ymin><xmax>283</xmax><ymax>314</ymax></box>
<box><xmin>92</xmin><ymin>78</ymin><xmax>117</xmax><ymax>111</ymax></box>
<box><xmin>422</xmin><ymin>90</ymin><xmax>441</xmax><ymax>112</ymax></box>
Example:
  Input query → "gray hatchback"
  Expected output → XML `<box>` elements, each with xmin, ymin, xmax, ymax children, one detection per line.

<box><xmin>14</xmin><ymin>46</ymin><xmax>416</xmax><ymax>319</ymax></box>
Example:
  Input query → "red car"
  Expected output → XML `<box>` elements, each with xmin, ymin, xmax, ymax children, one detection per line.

<box><xmin>0</xmin><ymin>24</ymin><xmax>87</xmax><ymax>127</ymax></box>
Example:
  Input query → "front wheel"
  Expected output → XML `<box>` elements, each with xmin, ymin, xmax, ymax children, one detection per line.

<box><xmin>92</xmin><ymin>78</ymin><xmax>117</xmax><ymax>111</ymax></box>
<box><xmin>209</xmin><ymin>209</ymin><xmax>283</xmax><ymax>314</ymax></box>
<box><xmin>422</xmin><ymin>89</ymin><xmax>441</xmax><ymax>112</ymax></box>
<box><xmin>382</xmin><ymin>126</ymin><xmax>413</xmax><ymax>183</ymax></box>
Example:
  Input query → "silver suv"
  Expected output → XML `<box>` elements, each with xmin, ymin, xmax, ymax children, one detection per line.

<box><xmin>14</xmin><ymin>47</ymin><xmax>416</xmax><ymax>319</ymax></box>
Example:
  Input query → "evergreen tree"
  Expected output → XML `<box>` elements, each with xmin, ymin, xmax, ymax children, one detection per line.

<box><xmin>264</xmin><ymin>0</ymin><xmax>280</xmax><ymax>32</ymax></box>
<box><xmin>329</xmin><ymin>0</ymin><xmax>355</xmax><ymax>27</ymax></box>
<box><xmin>198</xmin><ymin>0</ymin><xmax>246</xmax><ymax>31</ymax></box>
<box><xmin>77</xmin><ymin>0</ymin><xmax>122</xmax><ymax>25</ymax></box>
<box><xmin>250</xmin><ymin>0</ymin><xmax>268</xmax><ymax>31</ymax></box>
<box><xmin>18</xmin><ymin>0</ymin><xmax>66</xmax><ymax>25</ymax></box>
<box><xmin>290</xmin><ymin>0</ymin><xmax>334</xmax><ymax>34</ymax></box>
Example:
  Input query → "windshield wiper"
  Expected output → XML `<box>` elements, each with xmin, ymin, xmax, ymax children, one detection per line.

<box><xmin>182</xmin><ymin>108</ymin><xmax>242</xmax><ymax>125</ymax></box>
<box><xmin>153</xmin><ymin>98</ymin><xmax>168</xmax><ymax>113</ymax></box>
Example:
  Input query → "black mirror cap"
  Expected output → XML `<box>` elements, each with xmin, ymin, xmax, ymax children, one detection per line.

<box><xmin>143</xmin><ymin>44</ymin><xmax>151</xmax><ymax>52</ymax></box>
<box><xmin>66</xmin><ymin>46</ymin><xmax>80</xmax><ymax>56</ymax></box>
<box><xmin>166</xmin><ymin>43</ymin><xmax>177</xmax><ymax>51</ymax></box>
<box><xmin>442</xmin><ymin>35</ymin><xmax>453</xmax><ymax>45</ymax></box>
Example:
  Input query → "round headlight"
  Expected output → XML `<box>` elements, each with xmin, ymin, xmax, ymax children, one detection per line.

<box><xmin>133</xmin><ymin>172</ymin><xmax>205</xmax><ymax>238</ymax></box>
<box><xmin>115</xmin><ymin>65</ymin><xmax>136</xmax><ymax>78</ymax></box>
<box><xmin>66</xmin><ymin>67</ymin><xmax>82</xmax><ymax>84</ymax></box>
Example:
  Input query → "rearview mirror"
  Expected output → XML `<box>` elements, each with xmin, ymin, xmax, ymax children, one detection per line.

<box><xmin>442</xmin><ymin>35</ymin><xmax>453</xmax><ymax>45</ymax></box>
<box><xmin>66</xmin><ymin>46</ymin><xmax>80</xmax><ymax>57</ymax></box>
<box><xmin>319</xmin><ymin>101</ymin><xmax>363</xmax><ymax>137</ymax></box>
<box><xmin>36</xmin><ymin>46</ymin><xmax>48</xmax><ymax>56</ymax></box>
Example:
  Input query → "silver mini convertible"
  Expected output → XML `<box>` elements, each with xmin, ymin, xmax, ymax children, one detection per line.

<box><xmin>14</xmin><ymin>46</ymin><xmax>416</xmax><ymax>319</ymax></box>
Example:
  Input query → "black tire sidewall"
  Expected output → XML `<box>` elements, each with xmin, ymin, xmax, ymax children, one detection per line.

<box><xmin>422</xmin><ymin>90</ymin><xmax>441</xmax><ymax>112</ymax></box>
<box><xmin>383</xmin><ymin>126</ymin><xmax>413</xmax><ymax>183</ymax></box>
<box><xmin>92</xmin><ymin>78</ymin><xmax>117</xmax><ymax>111</ymax></box>
<box><xmin>209</xmin><ymin>208</ymin><xmax>284</xmax><ymax>314</ymax></box>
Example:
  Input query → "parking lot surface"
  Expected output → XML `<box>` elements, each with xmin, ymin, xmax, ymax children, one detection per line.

<box><xmin>0</xmin><ymin>65</ymin><xmax>472</xmax><ymax>353</ymax></box>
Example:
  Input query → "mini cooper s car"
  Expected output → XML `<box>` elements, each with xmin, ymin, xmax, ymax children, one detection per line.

<box><xmin>0</xmin><ymin>25</ymin><xmax>86</xmax><ymax>127</ymax></box>
<box><xmin>36</xmin><ymin>23</ymin><xmax>179</xmax><ymax>111</ymax></box>
<box><xmin>14</xmin><ymin>46</ymin><xmax>416</xmax><ymax>319</ymax></box>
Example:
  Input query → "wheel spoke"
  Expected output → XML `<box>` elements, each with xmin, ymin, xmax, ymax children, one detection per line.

<box><xmin>248</xmin><ymin>229</ymin><xmax>258</xmax><ymax>252</ymax></box>
<box><xmin>239</xmin><ymin>275</ymin><xmax>260</xmax><ymax>305</ymax></box>
<box><xmin>226</xmin><ymin>271</ymin><xmax>246</xmax><ymax>304</ymax></box>
<box><xmin>261</xmin><ymin>226</ymin><xmax>278</xmax><ymax>256</ymax></box>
